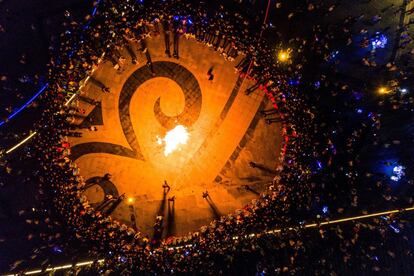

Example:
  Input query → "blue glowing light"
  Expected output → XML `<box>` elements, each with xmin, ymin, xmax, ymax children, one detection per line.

<box><xmin>329</xmin><ymin>50</ymin><xmax>339</xmax><ymax>61</ymax></box>
<box><xmin>317</xmin><ymin>161</ymin><xmax>322</xmax><ymax>169</ymax></box>
<box><xmin>352</xmin><ymin>91</ymin><xmax>363</xmax><ymax>101</ymax></box>
<box><xmin>390</xmin><ymin>176</ymin><xmax>398</xmax><ymax>181</ymax></box>
<box><xmin>173</xmin><ymin>15</ymin><xmax>180</xmax><ymax>21</ymax></box>
<box><xmin>311</xmin><ymin>160</ymin><xmax>323</xmax><ymax>173</ymax></box>
<box><xmin>389</xmin><ymin>224</ymin><xmax>400</xmax><ymax>234</ymax></box>
<box><xmin>371</xmin><ymin>33</ymin><xmax>388</xmax><ymax>49</ymax></box>
<box><xmin>356</xmin><ymin>108</ymin><xmax>363</xmax><ymax>114</ymax></box>
<box><xmin>187</xmin><ymin>18</ymin><xmax>193</xmax><ymax>25</ymax></box>
<box><xmin>92</xmin><ymin>0</ymin><xmax>102</xmax><ymax>17</ymax></box>
<box><xmin>400</xmin><ymin>88</ymin><xmax>408</xmax><ymax>94</ymax></box>
<box><xmin>52</xmin><ymin>246</ymin><xmax>63</xmax><ymax>253</ymax></box>
<box><xmin>322</xmin><ymin>206</ymin><xmax>328</xmax><ymax>214</ymax></box>
<box><xmin>330</xmin><ymin>144</ymin><xmax>337</xmax><ymax>154</ymax></box>
<box><xmin>391</xmin><ymin>165</ymin><xmax>405</xmax><ymax>182</ymax></box>
<box><xmin>314</xmin><ymin>81</ymin><xmax>321</xmax><ymax>89</ymax></box>
<box><xmin>0</xmin><ymin>83</ymin><xmax>49</xmax><ymax>127</ymax></box>
<box><xmin>380</xmin><ymin>216</ymin><xmax>400</xmax><ymax>233</ymax></box>
<box><xmin>288</xmin><ymin>79</ymin><xmax>300</xmax><ymax>86</ymax></box>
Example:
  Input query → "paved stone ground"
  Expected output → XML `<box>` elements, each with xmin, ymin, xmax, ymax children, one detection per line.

<box><xmin>68</xmin><ymin>34</ymin><xmax>282</xmax><ymax>238</ymax></box>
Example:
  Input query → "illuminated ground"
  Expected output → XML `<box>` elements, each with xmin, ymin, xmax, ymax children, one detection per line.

<box><xmin>68</xmin><ymin>34</ymin><xmax>282</xmax><ymax>237</ymax></box>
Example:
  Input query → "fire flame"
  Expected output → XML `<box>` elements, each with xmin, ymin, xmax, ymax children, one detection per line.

<box><xmin>157</xmin><ymin>125</ymin><xmax>189</xmax><ymax>156</ymax></box>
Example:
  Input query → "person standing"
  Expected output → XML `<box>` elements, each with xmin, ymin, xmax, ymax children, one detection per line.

<box><xmin>163</xmin><ymin>180</ymin><xmax>170</xmax><ymax>194</ymax></box>
<box><xmin>163</xmin><ymin>18</ymin><xmax>171</xmax><ymax>57</ymax></box>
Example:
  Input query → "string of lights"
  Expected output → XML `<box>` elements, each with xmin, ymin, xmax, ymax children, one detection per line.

<box><xmin>3</xmin><ymin>0</ymin><xmax>413</xmax><ymax>274</ymax></box>
<box><xmin>5</xmin><ymin>206</ymin><xmax>413</xmax><ymax>276</ymax></box>
<box><xmin>1</xmin><ymin>56</ymin><xmax>105</xmax><ymax>157</ymax></box>
<box><xmin>0</xmin><ymin>1</ymin><xmax>104</xmax><ymax>157</ymax></box>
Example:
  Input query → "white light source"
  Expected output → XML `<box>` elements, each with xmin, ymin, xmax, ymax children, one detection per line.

<box><xmin>391</xmin><ymin>165</ymin><xmax>405</xmax><ymax>181</ymax></box>
<box><xmin>157</xmin><ymin>125</ymin><xmax>189</xmax><ymax>156</ymax></box>
<box><xmin>400</xmin><ymin>88</ymin><xmax>408</xmax><ymax>94</ymax></box>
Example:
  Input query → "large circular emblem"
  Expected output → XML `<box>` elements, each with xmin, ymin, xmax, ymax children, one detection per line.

<box><xmin>67</xmin><ymin>36</ymin><xmax>281</xmax><ymax>237</ymax></box>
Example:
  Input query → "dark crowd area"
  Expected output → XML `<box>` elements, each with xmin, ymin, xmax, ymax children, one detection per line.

<box><xmin>1</xmin><ymin>0</ymin><xmax>414</xmax><ymax>275</ymax></box>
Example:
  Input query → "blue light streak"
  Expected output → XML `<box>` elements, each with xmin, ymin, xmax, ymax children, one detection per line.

<box><xmin>92</xmin><ymin>0</ymin><xmax>102</xmax><ymax>16</ymax></box>
<box><xmin>380</xmin><ymin>215</ymin><xmax>401</xmax><ymax>233</ymax></box>
<box><xmin>317</xmin><ymin>160</ymin><xmax>322</xmax><ymax>169</ymax></box>
<box><xmin>92</xmin><ymin>6</ymin><xmax>98</xmax><ymax>16</ymax></box>
<box><xmin>0</xmin><ymin>83</ymin><xmax>49</xmax><ymax>127</ymax></box>
<box><xmin>1</xmin><ymin>0</ymin><xmax>102</xmax><ymax>129</ymax></box>
<box><xmin>389</xmin><ymin>224</ymin><xmax>400</xmax><ymax>233</ymax></box>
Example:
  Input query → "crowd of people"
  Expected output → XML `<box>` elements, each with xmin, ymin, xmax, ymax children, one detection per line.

<box><xmin>2</xmin><ymin>0</ymin><xmax>414</xmax><ymax>274</ymax></box>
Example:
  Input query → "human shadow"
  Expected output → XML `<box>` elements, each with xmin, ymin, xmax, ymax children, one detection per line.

<box><xmin>166</xmin><ymin>199</ymin><xmax>176</xmax><ymax>238</ymax></box>
<box><xmin>153</xmin><ymin>192</ymin><xmax>167</xmax><ymax>241</ymax></box>
<box><xmin>205</xmin><ymin>195</ymin><xmax>221</xmax><ymax>220</ymax></box>
<box><xmin>242</xmin><ymin>185</ymin><xmax>260</xmax><ymax>196</ymax></box>
<box><xmin>249</xmin><ymin>161</ymin><xmax>277</xmax><ymax>175</ymax></box>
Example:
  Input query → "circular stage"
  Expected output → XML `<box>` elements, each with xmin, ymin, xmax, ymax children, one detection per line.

<box><xmin>68</xmin><ymin>34</ymin><xmax>282</xmax><ymax>237</ymax></box>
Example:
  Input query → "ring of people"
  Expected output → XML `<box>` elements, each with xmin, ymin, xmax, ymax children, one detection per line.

<box><xmin>67</xmin><ymin>31</ymin><xmax>282</xmax><ymax>238</ymax></box>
